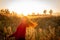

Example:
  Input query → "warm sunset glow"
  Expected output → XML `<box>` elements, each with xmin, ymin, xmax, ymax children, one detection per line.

<box><xmin>7</xmin><ymin>1</ymin><xmax>51</xmax><ymax>16</ymax></box>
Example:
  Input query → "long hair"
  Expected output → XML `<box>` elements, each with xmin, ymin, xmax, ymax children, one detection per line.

<box><xmin>21</xmin><ymin>16</ymin><xmax>37</xmax><ymax>28</ymax></box>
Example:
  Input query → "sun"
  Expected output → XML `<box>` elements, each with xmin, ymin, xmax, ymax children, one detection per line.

<box><xmin>7</xmin><ymin>1</ymin><xmax>51</xmax><ymax>16</ymax></box>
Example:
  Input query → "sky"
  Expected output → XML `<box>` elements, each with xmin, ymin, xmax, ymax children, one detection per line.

<box><xmin>0</xmin><ymin>0</ymin><xmax>60</xmax><ymax>15</ymax></box>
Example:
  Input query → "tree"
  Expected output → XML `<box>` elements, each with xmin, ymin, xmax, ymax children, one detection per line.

<box><xmin>0</xmin><ymin>9</ymin><xmax>5</xmax><ymax>14</ymax></box>
<box><xmin>43</xmin><ymin>10</ymin><xmax>47</xmax><ymax>15</ymax></box>
<box><xmin>49</xmin><ymin>9</ymin><xmax>53</xmax><ymax>15</ymax></box>
<box><xmin>0</xmin><ymin>9</ymin><xmax>10</xmax><ymax>15</ymax></box>
<box><xmin>32</xmin><ymin>12</ymin><xmax>35</xmax><ymax>16</ymax></box>
<box><xmin>5</xmin><ymin>9</ymin><xmax>10</xmax><ymax>14</ymax></box>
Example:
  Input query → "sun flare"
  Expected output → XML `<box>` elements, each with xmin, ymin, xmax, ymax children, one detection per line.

<box><xmin>7</xmin><ymin>1</ymin><xmax>51</xmax><ymax>16</ymax></box>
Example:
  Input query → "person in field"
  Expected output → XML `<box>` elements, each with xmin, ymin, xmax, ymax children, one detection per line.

<box><xmin>7</xmin><ymin>16</ymin><xmax>37</xmax><ymax>40</ymax></box>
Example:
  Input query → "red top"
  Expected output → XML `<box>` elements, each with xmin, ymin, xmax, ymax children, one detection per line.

<box><xmin>10</xmin><ymin>22</ymin><xmax>29</xmax><ymax>39</ymax></box>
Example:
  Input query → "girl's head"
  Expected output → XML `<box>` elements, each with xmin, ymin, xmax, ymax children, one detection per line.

<box><xmin>21</xmin><ymin>16</ymin><xmax>37</xmax><ymax>27</ymax></box>
<box><xmin>21</xmin><ymin>16</ymin><xmax>28</xmax><ymax>23</ymax></box>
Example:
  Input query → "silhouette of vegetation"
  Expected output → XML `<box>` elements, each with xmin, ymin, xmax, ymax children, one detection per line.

<box><xmin>43</xmin><ymin>10</ymin><xmax>47</xmax><ymax>15</ymax></box>
<box><xmin>0</xmin><ymin>9</ymin><xmax>60</xmax><ymax>40</ymax></box>
<box><xmin>49</xmin><ymin>9</ymin><xmax>53</xmax><ymax>15</ymax></box>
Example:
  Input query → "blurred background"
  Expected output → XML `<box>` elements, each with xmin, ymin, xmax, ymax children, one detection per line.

<box><xmin>0</xmin><ymin>0</ymin><xmax>60</xmax><ymax>40</ymax></box>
